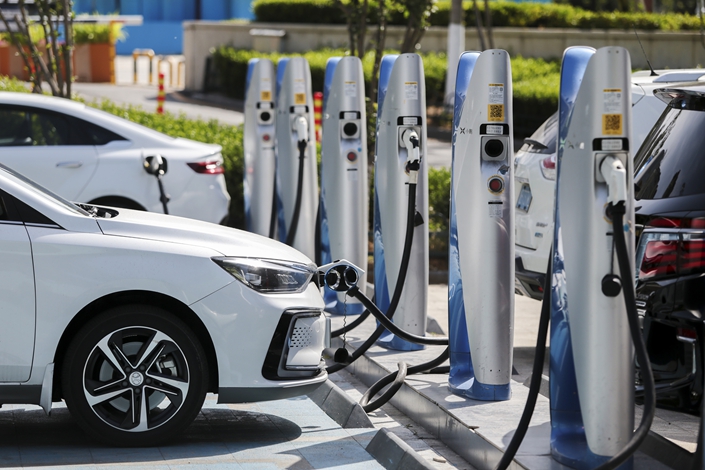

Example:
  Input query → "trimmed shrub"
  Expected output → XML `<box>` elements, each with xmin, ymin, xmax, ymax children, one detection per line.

<box><xmin>253</xmin><ymin>0</ymin><xmax>702</xmax><ymax>31</ymax></box>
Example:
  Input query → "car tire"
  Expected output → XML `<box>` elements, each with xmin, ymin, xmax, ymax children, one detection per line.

<box><xmin>62</xmin><ymin>305</ymin><xmax>209</xmax><ymax>446</ymax></box>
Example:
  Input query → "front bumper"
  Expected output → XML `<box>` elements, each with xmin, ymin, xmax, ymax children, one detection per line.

<box><xmin>190</xmin><ymin>280</ymin><xmax>328</xmax><ymax>398</ymax></box>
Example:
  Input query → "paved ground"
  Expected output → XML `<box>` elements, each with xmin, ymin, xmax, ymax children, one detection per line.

<box><xmin>0</xmin><ymin>395</ymin><xmax>385</xmax><ymax>469</ymax></box>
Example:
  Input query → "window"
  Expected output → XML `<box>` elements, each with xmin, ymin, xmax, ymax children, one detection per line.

<box><xmin>0</xmin><ymin>105</ymin><xmax>126</xmax><ymax>147</ymax></box>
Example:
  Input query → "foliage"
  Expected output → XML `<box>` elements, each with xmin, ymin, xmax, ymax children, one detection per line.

<box><xmin>73</xmin><ymin>23</ymin><xmax>126</xmax><ymax>44</ymax></box>
<box><xmin>428</xmin><ymin>167</ymin><xmax>450</xmax><ymax>233</ymax></box>
<box><xmin>0</xmin><ymin>75</ymin><xmax>31</xmax><ymax>92</ymax></box>
<box><xmin>253</xmin><ymin>0</ymin><xmax>702</xmax><ymax>30</ymax></box>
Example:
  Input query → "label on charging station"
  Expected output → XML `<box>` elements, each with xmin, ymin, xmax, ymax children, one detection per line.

<box><xmin>260</xmin><ymin>78</ymin><xmax>272</xmax><ymax>101</ymax></box>
<box><xmin>488</xmin><ymin>84</ymin><xmax>505</xmax><ymax>122</ymax></box>
<box><xmin>488</xmin><ymin>201</ymin><xmax>503</xmax><ymax>217</ymax></box>
<box><xmin>344</xmin><ymin>81</ymin><xmax>357</xmax><ymax>97</ymax></box>
<box><xmin>602</xmin><ymin>88</ymin><xmax>623</xmax><ymax>135</ymax></box>
<box><xmin>404</xmin><ymin>82</ymin><xmax>418</xmax><ymax>100</ymax></box>
<box><xmin>294</xmin><ymin>79</ymin><xmax>306</xmax><ymax>104</ymax></box>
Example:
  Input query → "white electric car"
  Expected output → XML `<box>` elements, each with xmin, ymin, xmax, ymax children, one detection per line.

<box><xmin>0</xmin><ymin>92</ymin><xmax>230</xmax><ymax>224</ymax></box>
<box><xmin>514</xmin><ymin>69</ymin><xmax>705</xmax><ymax>299</ymax></box>
<box><xmin>0</xmin><ymin>163</ymin><xmax>327</xmax><ymax>446</ymax></box>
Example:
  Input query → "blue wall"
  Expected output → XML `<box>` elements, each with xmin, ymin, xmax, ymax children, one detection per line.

<box><xmin>74</xmin><ymin>0</ymin><xmax>254</xmax><ymax>54</ymax></box>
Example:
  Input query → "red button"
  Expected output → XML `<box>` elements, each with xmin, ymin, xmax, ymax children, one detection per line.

<box><xmin>488</xmin><ymin>177</ymin><xmax>503</xmax><ymax>193</ymax></box>
<box><xmin>263</xmin><ymin>134</ymin><xmax>271</xmax><ymax>142</ymax></box>
<box><xmin>347</xmin><ymin>152</ymin><xmax>357</xmax><ymax>162</ymax></box>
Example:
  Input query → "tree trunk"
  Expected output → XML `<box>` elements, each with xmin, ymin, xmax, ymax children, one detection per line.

<box><xmin>472</xmin><ymin>0</ymin><xmax>486</xmax><ymax>51</ymax></box>
<box><xmin>484</xmin><ymin>0</ymin><xmax>494</xmax><ymax>49</ymax></box>
<box><xmin>444</xmin><ymin>0</ymin><xmax>465</xmax><ymax>108</ymax></box>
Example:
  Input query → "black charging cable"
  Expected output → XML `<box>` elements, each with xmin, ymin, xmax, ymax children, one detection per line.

<box><xmin>286</xmin><ymin>139</ymin><xmax>307</xmax><ymax>246</ymax></box>
<box><xmin>326</xmin><ymin>164</ymin><xmax>418</xmax><ymax>374</ymax></box>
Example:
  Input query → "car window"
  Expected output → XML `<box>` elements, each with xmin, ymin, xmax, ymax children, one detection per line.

<box><xmin>0</xmin><ymin>106</ymin><xmax>69</xmax><ymax>146</ymax></box>
<box><xmin>521</xmin><ymin>112</ymin><xmax>557</xmax><ymax>155</ymax></box>
<box><xmin>635</xmin><ymin>106</ymin><xmax>705</xmax><ymax>200</ymax></box>
<box><xmin>0</xmin><ymin>105</ymin><xmax>126</xmax><ymax>147</ymax></box>
<box><xmin>69</xmin><ymin>117</ymin><xmax>127</xmax><ymax>146</ymax></box>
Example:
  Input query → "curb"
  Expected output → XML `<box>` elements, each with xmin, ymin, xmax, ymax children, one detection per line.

<box><xmin>307</xmin><ymin>379</ymin><xmax>374</xmax><ymax>429</ymax></box>
<box><xmin>366</xmin><ymin>428</ymin><xmax>435</xmax><ymax>470</ymax></box>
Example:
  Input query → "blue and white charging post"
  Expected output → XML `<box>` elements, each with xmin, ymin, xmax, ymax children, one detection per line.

<box><xmin>550</xmin><ymin>46</ymin><xmax>635</xmax><ymax>469</ymax></box>
<box><xmin>373</xmin><ymin>53</ymin><xmax>429</xmax><ymax>351</ymax></box>
<box><xmin>319</xmin><ymin>56</ymin><xmax>368</xmax><ymax>315</ymax></box>
<box><xmin>447</xmin><ymin>50</ymin><xmax>514</xmax><ymax>400</ymax></box>
<box><xmin>275</xmin><ymin>57</ymin><xmax>319</xmax><ymax>261</ymax></box>
<box><xmin>244</xmin><ymin>58</ymin><xmax>277</xmax><ymax>237</ymax></box>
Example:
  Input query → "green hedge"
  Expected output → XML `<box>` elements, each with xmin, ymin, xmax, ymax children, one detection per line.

<box><xmin>253</xmin><ymin>0</ymin><xmax>701</xmax><ymax>30</ymax></box>
<box><xmin>0</xmin><ymin>23</ymin><xmax>125</xmax><ymax>44</ymax></box>
<box><xmin>212</xmin><ymin>47</ymin><xmax>558</xmax><ymax>135</ymax></box>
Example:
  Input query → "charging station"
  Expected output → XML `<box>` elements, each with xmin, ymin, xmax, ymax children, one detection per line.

<box><xmin>448</xmin><ymin>50</ymin><xmax>514</xmax><ymax>401</ymax></box>
<box><xmin>319</xmin><ymin>56</ymin><xmax>368</xmax><ymax>315</ymax></box>
<box><xmin>373</xmin><ymin>53</ymin><xmax>429</xmax><ymax>351</ymax></box>
<box><xmin>275</xmin><ymin>57</ymin><xmax>318</xmax><ymax>260</ymax></box>
<box><xmin>244</xmin><ymin>58</ymin><xmax>277</xmax><ymax>237</ymax></box>
<box><xmin>550</xmin><ymin>46</ymin><xmax>635</xmax><ymax>469</ymax></box>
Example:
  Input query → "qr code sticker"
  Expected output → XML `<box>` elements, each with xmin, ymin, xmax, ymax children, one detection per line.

<box><xmin>261</xmin><ymin>91</ymin><xmax>272</xmax><ymax>101</ymax></box>
<box><xmin>602</xmin><ymin>114</ymin><xmax>622</xmax><ymax>135</ymax></box>
<box><xmin>488</xmin><ymin>104</ymin><xmax>504</xmax><ymax>122</ymax></box>
<box><xmin>294</xmin><ymin>93</ymin><xmax>306</xmax><ymax>105</ymax></box>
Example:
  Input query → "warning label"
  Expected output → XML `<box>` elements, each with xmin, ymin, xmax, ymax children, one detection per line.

<box><xmin>344</xmin><ymin>81</ymin><xmax>357</xmax><ymax>97</ymax></box>
<box><xmin>603</xmin><ymin>89</ymin><xmax>622</xmax><ymax>113</ymax></box>
<box><xmin>489</xmin><ymin>83</ymin><xmax>505</xmax><ymax>104</ymax></box>
<box><xmin>405</xmin><ymin>82</ymin><xmax>418</xmax><ymax>100</ymax></box>
<box><xmin>602</xmin><ymin>114</ymin><xmax>623</xmax><ymax>135</ymax></box>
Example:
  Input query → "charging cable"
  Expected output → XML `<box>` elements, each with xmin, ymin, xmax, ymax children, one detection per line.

<box><xmin>286</xmin><ymin>115</ymin><xmax>309</xmax><ymax>246</ymax></box>
<box><xmin>143</xmin><ymin>154</ymin><xmax>169</xmax><ymax>214</ymax></box>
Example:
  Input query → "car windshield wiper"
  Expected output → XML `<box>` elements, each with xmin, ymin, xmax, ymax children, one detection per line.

<box><xmin>523</xmin><ymin>138</ymin><xmax>548</xmax><ymax>150</ymax></box>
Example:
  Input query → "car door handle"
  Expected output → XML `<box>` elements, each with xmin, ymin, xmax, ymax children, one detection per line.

<box><xmin>56</xmin><ymin>161</ymin><xmax>83</xmax><ymax>169</ymax></box>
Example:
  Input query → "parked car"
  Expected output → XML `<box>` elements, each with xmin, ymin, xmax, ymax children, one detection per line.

<box><xmin>633</xmin><ymin>84</ymin><xmax>705</xmax><ymax>413</ymax></box>
<box><xmin>0</xmin><ymin>92</ymin><xmax>230</xmax><ymax>224</ymax></box>
<box><xmin>0</xmin><ymin>163</ymin><xmax>327</xmax><ymax>445</ymax></box>
<box><xmin>514</xmin><ymin>69</ymin><xmax>705</xmax><ymax>299</ymax></box>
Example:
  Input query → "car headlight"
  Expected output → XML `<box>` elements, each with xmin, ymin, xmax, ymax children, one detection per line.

<box><xmin>212</xmin><ymin>257</ymin><xmax>316</xmax><ymax>294</ymax></box>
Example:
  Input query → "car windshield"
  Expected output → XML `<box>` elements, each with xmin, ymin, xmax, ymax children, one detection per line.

<box><xmin>634</xmin><ymin>105</ymin><xmax>705</xmax><ymax>200</ymax></box>
<box><xmin>521</xmin><ymin>112</ymin><xmax>557</xmax><ymax>155</ymax></box>
<box><xmin>0</xmin><ymin>163</ymin><xmax>90</xmax><ymax>216</ymax></box>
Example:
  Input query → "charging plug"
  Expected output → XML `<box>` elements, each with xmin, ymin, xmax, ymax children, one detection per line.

<box><xmin>294</xmin><ymin>115</ymin><xmax>308</xmax><ymax>145</ymax></box>
<box><xmin>600</xmin><ymin>155</ymin><xmax>628</xmax><ymax>205</ymax></box>
<box><xmin>402</xmin><ymin>129</ymin><xmax>421</xmax><ymax>182</ymax></box>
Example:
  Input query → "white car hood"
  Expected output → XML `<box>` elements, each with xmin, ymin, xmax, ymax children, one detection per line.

<box><xmin>95</xmin><ymin>208</ymin><xmax>313</xmax><ymax>265</ymax></box>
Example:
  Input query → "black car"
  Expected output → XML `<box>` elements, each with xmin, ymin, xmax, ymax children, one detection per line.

<box><xmin>634</xmin><ymin>84</ymin><xmax>705</xmax><ymax>414</ymax></box>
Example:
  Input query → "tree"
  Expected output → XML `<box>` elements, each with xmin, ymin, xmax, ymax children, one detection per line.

<box><xmin>398</xmin><ymin>0</ymin><xmax>437</xmax><ymax>53</ymax></box>
<box><xmin>0</xmin><ymin>0</ymin><xmax>74</xmax><ymax>97</ymax></box>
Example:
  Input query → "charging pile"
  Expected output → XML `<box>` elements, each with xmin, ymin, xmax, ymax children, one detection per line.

<box><xmin>449</xmin><ymin>50</ymin><xmax>514</xmax><ymax>401</ymax></box>
<box><xmin>244</xmin><ymin>58</ymin><xmax>276</xmax><ymax>237</ymax></box>
<box><xmin>275</xmin><ymin>57</ymin><xmax>318</xmax><ymax>261</ymax></box>
<box><xmin>240</xmin><ymin>46</ymin><xmax>691</xmax><ymax>470</ymax></box>
<box><xmin>319</xmin><ymin>56</ymin><xmax>368</xmax><ymax>315</ymax></box>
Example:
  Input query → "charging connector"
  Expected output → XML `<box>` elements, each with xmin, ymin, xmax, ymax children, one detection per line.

<box><xmin>402</xmin><ymin>129</ymin><xmax>421</xmax><ymax>183</ymax></box>
<box><xmin>599</xmin><ymin>155</ymin><xmax>628</xmax><ymax>205</ymax></box>
<box><xmin>294</xmin><ymin>115</ymin><xmax>308</xmax><ymax>145</ymax></box>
